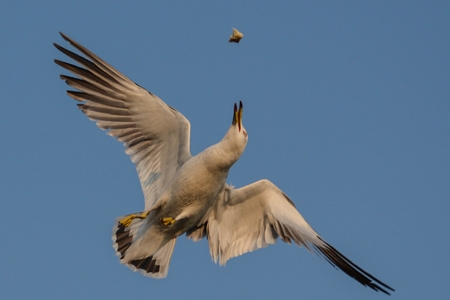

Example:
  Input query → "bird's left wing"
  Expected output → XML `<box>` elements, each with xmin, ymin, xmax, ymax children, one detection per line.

<box><xmin>189</xmin><ymin>179</ymin><xmax>394</xmax><ymax>295</ymax></box>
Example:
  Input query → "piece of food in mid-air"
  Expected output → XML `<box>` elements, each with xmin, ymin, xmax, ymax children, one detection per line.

<box><xmin>229</xmin><ymin>28</ymin><xmax>243</xmax><ymax>43</ymax></box>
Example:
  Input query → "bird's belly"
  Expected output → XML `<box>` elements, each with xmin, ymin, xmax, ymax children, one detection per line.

<box><xmin>159</xmin><ymin>168</ymin><xmax>226</xmax><ymax>235</ymax></box>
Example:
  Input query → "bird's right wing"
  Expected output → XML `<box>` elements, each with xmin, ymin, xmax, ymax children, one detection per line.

<box><xmin>190</xmin><ymin>180</ymin><xmax>394</xmax><ymax>295</ymax></box>
<box><xmin>54</xmin><ymin>33</ymin><xmax>192</xmax><ymax>209</ymax></box>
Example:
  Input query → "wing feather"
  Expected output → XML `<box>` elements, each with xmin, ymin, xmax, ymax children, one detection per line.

<box><xmin>55</xmin><ymin>32</ymin><xmax>192</xmax><ymax>209</ymax></box>
<box><xmin>199</xmin><ymin>179</ymin><xmax>394</xmax><ymax>295</ymax></box>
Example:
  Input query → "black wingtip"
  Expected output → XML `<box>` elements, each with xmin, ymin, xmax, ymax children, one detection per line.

<box><xmin>59</xmin><ymin>31</ymin><xmax>70</xmax><ymax>42</ymax></box>
<box><xmin>53</xmin><ymin>42</ymin><xmax>72</xmax><ymax>58</ymax></box>
<box><xmin>53</xmin><ymin>42</ymin><xmax>62</xmax><ymax>51</ymax></box>
<box><xmin>53</xmin><ymin>59</ymin><xmax>64</xmax><ymax>67</ymax></box>
<box><xmin>315</xmin><ymin>238</ymin><xmax>395</xmax><ymax>295</ymax></box>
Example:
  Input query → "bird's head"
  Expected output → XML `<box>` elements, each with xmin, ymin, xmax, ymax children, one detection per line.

<box><xmin>207</xmin><ymin>101</ymin><xmax>248</xmax><ymax>170</ymax></box>
<box><xmin>221</xmin><ymin>101</ymin><xmax>248</xmax><ymax>160</ymax></box>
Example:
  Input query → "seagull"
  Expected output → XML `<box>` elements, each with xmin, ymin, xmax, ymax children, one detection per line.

<box><xmin>54</xmin><ymin>32</ymin><xmax>394</xmax><ymax>295</ymax></box>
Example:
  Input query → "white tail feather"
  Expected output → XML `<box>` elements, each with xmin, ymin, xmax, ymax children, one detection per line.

<box><xmin>112</xmin><ymin>212</ymin><xmax>177</xmax><ymax>278</ymax></box>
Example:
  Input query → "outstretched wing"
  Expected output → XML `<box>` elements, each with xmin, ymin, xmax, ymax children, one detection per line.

<box><xmin>190</xmin><ymin>179</ymin><xmax>394</xmax><ymax>295</ymax></box>
<box><xmin>54</xmin><ymin>32</ymin><xmax>192</xmax><ymax>209</ymax></box>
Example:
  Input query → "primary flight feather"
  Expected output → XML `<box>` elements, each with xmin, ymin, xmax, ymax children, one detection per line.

<box><xmin>54</xmin><ymin>32</ymin><xmax>394</xmax><ymax>295</ymax></box>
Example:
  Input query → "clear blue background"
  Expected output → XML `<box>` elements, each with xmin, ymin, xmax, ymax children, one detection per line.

<box><xmin>1</xmin><ymin>1</ymin><xmax>449</xmax><ymax>299</ymax></box>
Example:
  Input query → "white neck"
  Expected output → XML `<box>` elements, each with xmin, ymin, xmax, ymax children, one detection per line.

<box><xmin>203</xmin><ymin>125</ymin><xmax>246</xmax><ymax>171</ymax></box>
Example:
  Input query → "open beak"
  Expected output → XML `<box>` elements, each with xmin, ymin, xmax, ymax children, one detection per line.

<box><xmin>232</xmin><ymin>101</ymin><xmax>243</xmax><ymax>131</ymax></box>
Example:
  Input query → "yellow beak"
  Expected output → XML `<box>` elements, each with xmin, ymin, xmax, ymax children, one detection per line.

<box><xmin>232</xmin><ymin>101</ymin><xmax>243</xmax><ymax>131</ymax></box>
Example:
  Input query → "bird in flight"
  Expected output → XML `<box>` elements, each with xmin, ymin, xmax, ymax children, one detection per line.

<box><xmin>54</xmin><ymin>32</ymin><xmax>394</xmax><ymax>295</ymax></box>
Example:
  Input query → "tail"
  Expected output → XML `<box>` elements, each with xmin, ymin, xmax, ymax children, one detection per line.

<box><xmin>112</xmin><ymin>212</ymin><xmax>177</xmax><ymax>279</ymax></box>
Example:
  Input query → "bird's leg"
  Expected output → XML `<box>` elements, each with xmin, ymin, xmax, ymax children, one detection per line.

<box><xmin>160</xmin><ymin>217</ymin><xmax>176</xmax><ymax>226</ymax></box>
<box><xmin>119</xmin><ymin>211</ymin><xmax>150</xmax><ymax>227</ymax></box>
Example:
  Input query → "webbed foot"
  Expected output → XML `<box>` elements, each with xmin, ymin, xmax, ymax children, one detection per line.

<box><xmin>160</xmin><ymin>217</ymin><xmax>176</xmax><ymax>226</ymax></box>
<box><xmin>119</xmin><ymin>211</ymin><xmax>150</xmax><ymax>227</ymax></box>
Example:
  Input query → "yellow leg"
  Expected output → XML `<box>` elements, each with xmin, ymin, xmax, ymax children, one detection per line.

<box><xmin>119</xmin><ymin>211</ymin><xmax>150</xmax><ymax>227</ymax></box>
<box><xmin>160</xmin><ymin>217</ymin><xmax>176</xmax><ymax>226</ymax></box>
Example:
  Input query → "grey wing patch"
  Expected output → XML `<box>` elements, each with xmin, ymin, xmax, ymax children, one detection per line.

<box><xmin>143</xmin><ymin>172</ymin><xmax>161</xmax><ymax>187</ymax></box>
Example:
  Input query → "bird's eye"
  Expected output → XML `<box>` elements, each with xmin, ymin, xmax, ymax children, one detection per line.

<box><xmin>243</xmin><ymin>130</ymin><xmax>248</xmax><ymax>137</ymax></box>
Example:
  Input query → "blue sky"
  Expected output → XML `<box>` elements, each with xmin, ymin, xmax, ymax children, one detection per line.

<box><xmin>1</xmin><ymin>1</ymin><xmax>449</xmax><ymax>299</ymax></box>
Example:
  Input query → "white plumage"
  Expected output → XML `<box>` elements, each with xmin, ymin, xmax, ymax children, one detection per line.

<box><xmin>54</xmin><ymin>32</ymin><xmax>394</xmax><ymax>295</ymax></box>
